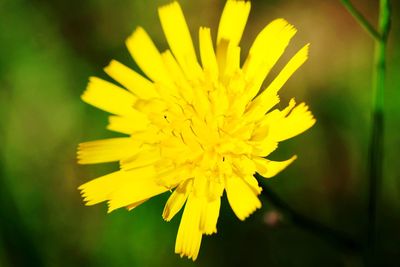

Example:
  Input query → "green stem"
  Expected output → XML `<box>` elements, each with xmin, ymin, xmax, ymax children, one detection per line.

<box><xmin>367</xmin><ymin>0</ymin><xmax>390</xmax><ymax>264</ymax></box>
<box><xmin>340</xmin><ymin>0</ymin><xmax>382</xmax><ymax>41</ymax></box>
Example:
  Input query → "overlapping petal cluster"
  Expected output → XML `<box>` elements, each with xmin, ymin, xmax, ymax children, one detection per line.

<box><xmin>78</xmin><ymin>0</ymin><xmax>315</xmax><ymax>260</ymax></box>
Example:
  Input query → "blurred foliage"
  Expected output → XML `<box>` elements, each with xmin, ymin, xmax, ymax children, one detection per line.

<box><xmin>0</xmin><ymin>0</ymin><xmax>399</xmax><ymax>266</ymax></box>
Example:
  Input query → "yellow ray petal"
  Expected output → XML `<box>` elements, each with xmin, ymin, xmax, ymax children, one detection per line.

<box><xmin>192</xmin><ymin>86</ymin><xmax>212</xmax><ymax>120</ymax></box>
<box><xmin>199</xmin><ymin>27</ymin><xmax>218</xmax><ymax>79</ymax></box>
<box><xmin>242</xmin><ymin>19</ymin><xmax>297</xmax><ymax>100</ymax></box>
<box><xmin>225</xmin><ymin>174</ymin><xmax>261</xmax><ymax>220</ymax></box>
<box><xmin>242</xmin><ymin>174</ymin><xmax>262</xmax><ymax>195</ymax></box>
<box><xmin>126</xmin><ymin>27</ymin><xmax>172</xmax><ymax>84</ymax></box>
<box><xmin>134</xmin><ymin>98</ymin><xmax>167</xmax><ymax>116</ymax></box>
<box><xmin>77</xmin><ymin>137</ymin><xmax>139</xmax><ymax>164</ymax></box>
<box><xmin>79</xmin><ymin>167</ymin><xmax>168</xmax><ymax>212</ymax></box>
<box><xmin>243</xmin><ymin>89</ymin><xmax>280</xmax><ymax>123</ymax></box>
<box><xmin>158</xmin><ymin>2</ymin><xmax>202</xmax><ymax>80</ymax></box>
<box><xmin>107</xmin><ymin>173</ymin><xmax>168</xmax><ymax>213</ymax></box>
<box><xmin>221</xmin><ymin>43</ymin><xmax>241</xmax><ymax>78</ymax></box>
<box><xmin>161</xmin><ymin>50</ymin><xmax>186</xmax><ymax>83</ymax></box>
<box><xmin>209</xmin><ymin>85</ymin><xmax>229</xmax><ymax>117</ymax></box>
<box><xmin>79</xmin><ymin>171</ymin><xmax>122</xmax><ymax>206</ymax></box>
<box><xmin>261</xmin><ymin>44</ymin><xmax>309</xmax><ymax>97</ymax></box>
<box><xmin>120</xmin><ymin>148</ymin><xmax>161</xmax><ymax>171</ymax></box>
<box><xmin>158</xmin><ymin>2</ymin><xmax>196</xmax><ymax>60</ymax></box>
<box><xmin>216</xmin><ymin>39</ymin><xmax>229</xmax><ymax>77</ymax></box>
<box><xmin>163</xmin><ymin>179</ymin><xmax>193</xmax><ymax>221</ymax></box>
<box><xmin>161</xmin><ymin>50</ymin><xmax>192</xmax><ymax>101</ymax></box>
<box><xmin>81</xmin><ymin>77</ymin><xmax>136</xmax><ymax>116</ymax></box>
<box><xmin>104</xmin><ymin>60</ymin><xmax>159</xmax><ymax>99</ymax></box>
<box><xmin>199</xmin><ymin>197</ymin><xmax>220</xmax><ymax>235</ymax></box>
<box><xmin>232</xmin><ymin>156</ymin><xmax>256</xmax><ymax>176</ymax></box>
<box><xmin>217</xmin><ymin>0</ymin><xmax>251</xmax><ymax>46</ymax></box>
<box><xmin>206</xmin><ymin>180</ymin><xmax>224</xmax><ymax>201</ymax></box>
<box><xmin>269</xmin><ymin>102</ymin><xmax>316</xmax><ymax>141</ymax></box>
<box><xmin>131</xmin><ymin>126</ymin><xmax>163</xmax><ymax>144</ymax></box>
<box><xmin>107</xmin><ymin>113</ymin><xmax>149</xmax><ymax>135</ymax></box>
<box><xmin>175</xmin><ymin>194</ymin><xmax>203</xmax><ymax>261</ymax></box>
<box><xmin>281</xmin><ymin>98</ymin><xmax>297</xmax><ymax>116</ymax></box>
<box><xmin>254</xmin><ymin>155</ymin><xmax>297</xmax><ymax>178</ymax></box>
<box><xmin>155</xmin><ymin>164</ymin><xmax>191</xmax><ymax>189</ymax></box>
<box><xmin>251</xmin><ymin>139</ymin><xmax>278</xmax><ymax>157</ymax></box>
<box><xmin>192</xmin><ymin>174</ymin><xmax>208</xmax><ymax>198</ymax></box>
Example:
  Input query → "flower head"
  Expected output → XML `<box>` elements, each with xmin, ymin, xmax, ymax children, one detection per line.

<box><xmin>78</xmin><ymin>0</ymin><xmax>315</xmax><ymax>260</ymax></box>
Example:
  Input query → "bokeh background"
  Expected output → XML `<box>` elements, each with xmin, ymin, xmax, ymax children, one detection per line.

<box><xmin>1</xmin><ymin>0</ymin><xmax>399</xmax><ymax>266</ymax></box>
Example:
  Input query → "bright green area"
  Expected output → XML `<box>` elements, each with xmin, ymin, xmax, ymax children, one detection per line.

<box><xmin>0</xmin><ymin>0</ymin><xmax>399</xmax><ymax>266</ymax></box>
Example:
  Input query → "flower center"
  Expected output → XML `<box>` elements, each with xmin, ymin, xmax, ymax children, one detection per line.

<box><xmin>148</xmin><ymin>73</ymin><xmax>257</xmax><ymax>189</ymax></box>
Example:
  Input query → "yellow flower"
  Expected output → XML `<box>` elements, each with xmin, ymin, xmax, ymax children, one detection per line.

<box><xmin>78</xmin><ymin>0</ymin><xmax>315</xmax><ymax>260</ymax></box>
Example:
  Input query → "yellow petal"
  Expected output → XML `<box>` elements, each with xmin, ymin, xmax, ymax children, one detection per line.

<box><xmin>155</xmin><ymin>164</ymin><xmax>190</xmax><ymax>189</ymax></box>
<box><xmin>232</xmin><ymin>156</ymin><xmax>256</xmax><ymax>176</ymax></box>
<box><xmin>199</xmin><ymin>197</ymin><xmax>220</xmax><ymax>235</ymax></box>
<box><xmin>216</xmin><ymin>39</ymin><xmax>229</xmax><ymax>77</ymax></box>
<box><xmin>120</xmin><ymin>147</ymin><xmax>161</xmax><ymax>171</ymax></box>
<box><xmin>222</xmin><ymin>43</ymin><xmax>241</xmax><ymax>78</ymax></box>
<box><xmin>243</xmin><ymin>89</ymin><xmax>280</xmax><ymax>123</ymax></box>
<box><xmin>180</xmin><ymin>121</ymin><xmax>203</xmax><ymax>153</ymax></box>
<box><xmin>192</xmin><ymin>87</ymin><xmax>212</xmax><ymax>120</ymax></box>
<box><xmin>131</xmin><ymin>126</ymin><xmax>163</xmax><ymax>144</ymax></box>
<box><xmin>243</xmin><ymin>19</ymin><xmax>297</xmax><ymax>100</ymax></box>
<box><xmin>79</xmin><ymin>167</ymin><xmax>168</xmax><ymax>213</ymax></box>
<box><xmin>81</xmin><ymin>77</ymin><xmax>136</xmax><ymax>116</ymax></box>
<box><xmin>134</xmin><ymin>98</ymin><xmax>167</xmax><ymax>115</ymax></box>
<box><xmin>269</xmin><ymin>102</ymin><xmax>316</xmax><ymax>141</ymax></box>
<box><xmin>80</xmin><ymin>171</ymin><xmax>122</xmax><ymax>206</ymax></box>
<box><xmin>225</xmin><ymin>174</ymin><xmax>261</xmax><ymax>220</ymax></box>
<box><xmin>104</xmin><ymin>60</ymin><xmax>159</xmax><ymax>99</ymax></box>
<box><xmin>77</xmin><ymin>137</ymin><xmax>138</xmax><ymax>164</ymax></box>
<box><xmin>193</xmin><ymin>174</ymin><xmax>208</xmax><ymax>198</ymax></box>
<box><xmin>261</xmin><ymin>44</ymin><xmax>309</xmax><ymax>97</ymax></box>
<box><xmin>107</xmin><ymin>114</ymin><xmax>149</xmax><ymax>135</ymax></box>
<box><xmin>217</xmin><ymin>0</ymin><xmax>251</xmax><ymax>46</ymax></box>
<box><xmin>175</xmin><ymin>194</ymin><xmax>203</xmax><ymax>261</ymax></box>
<box><xmin>160</xmin><ymin>50</ymin><xmax>192</xmax><ymax>101</ymax></box>
<box><xmin>254</xmin><ymin>155</ymin><xmax>297</xmax><ymax>178</ymax></box>
<box><xmin>209</xmin><ymin>85</ymin><xmax>229</xmax><ymax>117</ymax></box>
<box><xmin>251</xmin><ymin>139</ymin><xmax>278</xmax><ymax>157</ymax></box>
<box><xmin>107</xmin><ymin>171</ymin><xmax>168</xmax><ymax>213</ymax></box>
<box><xmin>242</xmin><ymin>174</ymin><xmax>262</xmax><ymax>195</ymax></box>
<box><xmin>199</xmin><ymin>27</ymin><xmax>218</xmax><ymax>79</ymax></box>
<box><xmin>126</xmin><ymin>27</ymin><xmax>172</xmax><ymax>84</ymax></box>
<box><xmin>158</xmin><ymin>2</ymin><xmax>202</xmax><ymax>80</ymax></box>
<box><xmin>206</xmin><ymin>180</ymin><xmax>224</xmax><ymax>201</ymax></box>
<box><xmin>163</xmin><ymin>179</ymin><xmax>193</xmax><ymax>221</ymax></box>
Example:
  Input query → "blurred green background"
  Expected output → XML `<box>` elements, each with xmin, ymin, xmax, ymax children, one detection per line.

<box><xmin>0</xmin><ymin>0</ymin><xmax>399</xmax><ymax>266</ymax></box>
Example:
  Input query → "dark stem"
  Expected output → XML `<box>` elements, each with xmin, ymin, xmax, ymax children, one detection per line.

<box><xmin>366</xmin><ymin>0</ymin><xmax>390</xmax><ymax>264</ymax></box>
<box><xmin>257</xmin><ymin>174</ymin><xmax>361</xmax><ymax>253</ymax></box>
<box><xmin>366</xmin><ymin>110</ymin><xmax>383</xmax><ymax>264</ymax></box>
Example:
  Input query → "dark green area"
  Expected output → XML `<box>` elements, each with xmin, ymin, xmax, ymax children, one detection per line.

<box><xmin>0</xmin><ymin>0</ymin><xmax>399</xmax><ymax>266</ymax></box>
